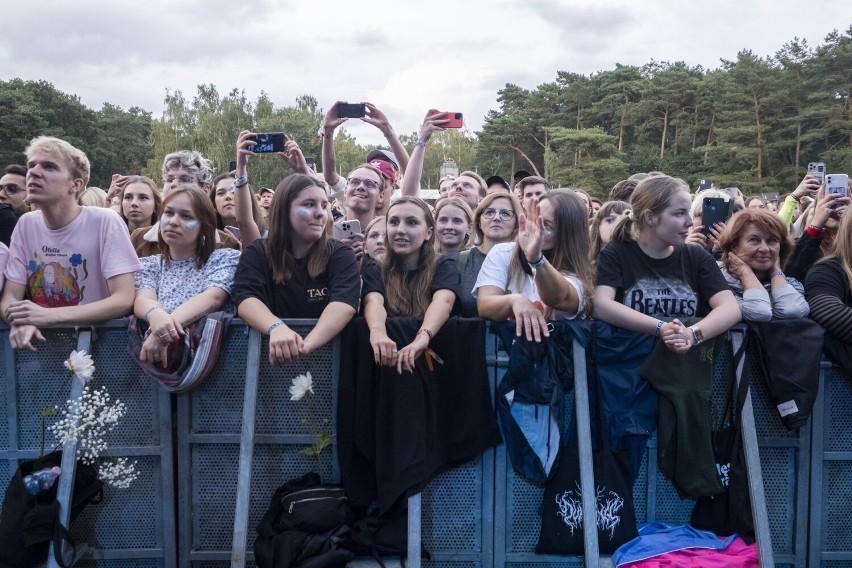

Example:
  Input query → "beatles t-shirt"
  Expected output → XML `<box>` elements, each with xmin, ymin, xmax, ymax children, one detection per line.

<box><xmin>596</xmin><ymin>241</ymin><xmax>728</xmax><ymax>318</ymax></box>
<box><xmin>232</xmin><ymin>239</ymin><xmax>360</xmax><ymax>318</ymax></box>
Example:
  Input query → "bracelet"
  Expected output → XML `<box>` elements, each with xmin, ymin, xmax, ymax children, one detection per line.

<box><xmin>770</xmin><ymin>271</ymin><xmax>785</xmax><ymax>279</ymax></box>
<box><xmin>529</xmin><ymin>255</ymin><xmax>547</xmax><ymax>268</ymax></box>
<box><xmin>655</xmin><ymin>320</ymin><xmax>664</xmax><ymax>338</ymax></box>
<box><xmin>417</xmin><ymin>328</ymin><xmax>433</xmax><ymax>341</ymax></box>
<box><xmin>267</xmin><ymin>320</ymin><xmax>286</xmax><ymax>335</ymax></box>
<box><xmin>809</xmin><ymin>225</ymin><xmax>826</xmax><ymax>233</ymax></box>
<box><xmin>413</xmin><ymin>140</ymin><xmax>427</xmax><ymax>148</ymax></box>
<box><xmin>234</xmin><ymin>174</ymin><xmax>249</xmax><ymax>187</ymax></box>
<box><xmin>144</xmin><ymin>305</ymin><xmax>163</xmax><ymax>320</ymax></box>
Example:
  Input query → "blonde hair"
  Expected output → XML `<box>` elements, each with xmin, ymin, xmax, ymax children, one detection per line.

<box><xmin>820</xmin><ymin>210</ymin><xmax>852</xmax><ymax>291</ymax></box>
<box><xmin>434</xmin><ymin>197</ymin><xmax>473</xmax><ymax>252</ymax></box>
<box><xmin>25</xmin><ymin>136</ymin><xmax>91</xmax><ymax>188</ymax></box>
<box><xmin>472</xmin><ymin>192</ymin><xmax>522</xmax><ymax>246</ymax></box>
<box><xmin>77</xmin><ymin>186</ymin><xmax>107</xmax><ymax>207</ymax></box>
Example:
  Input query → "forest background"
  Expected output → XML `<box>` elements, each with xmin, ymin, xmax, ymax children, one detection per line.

<box><xmin>0</xmin><ymin>28</ymin><xmax>849</xmax><ymax>198</ymax></box>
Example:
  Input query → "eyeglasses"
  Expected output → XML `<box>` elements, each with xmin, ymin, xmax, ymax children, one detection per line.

<box><xmin>482</xmin><ymin>208</ymin><xmax>515</xmax><ymax>221</ymax></box>
<box><xmin>0</xmin><ymin>184</ymin><xmax>23</xmax><ymax>195</ymax></box>
<box><xmin>347</xmin><ymin>177</ymin><xmax>380</xmax><ymax>190</ymax></box>
<box><xmin>164</xmin><ymin>175</ymin><xmax>197</xmax><ymax>185</ymax></box>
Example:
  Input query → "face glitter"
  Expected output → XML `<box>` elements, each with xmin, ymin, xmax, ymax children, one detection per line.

<box><xmin>184</xmin><ymin>220</ymin><xmax>199</xmax><ymax>230</ymax></box>
<box><xmin>296</xmin><ymin>207</ymin><xmax>312</xmax><ymax>218</ymax></box>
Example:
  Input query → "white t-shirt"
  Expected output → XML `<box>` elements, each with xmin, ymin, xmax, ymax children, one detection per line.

<box><xmin>472</xmin><ymin>242</ymin><xmax>584</xmax><ymax>320</ymax></box>
<box><xmin>4</xmin><ymin>206</ymin><xmax>142</xmax><ymax>307</ymax></box>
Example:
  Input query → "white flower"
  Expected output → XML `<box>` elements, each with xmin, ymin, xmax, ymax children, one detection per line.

<box><xmin>64</xmin><ymin>350</ymin><xmax>95</xmax><ymax>382</ymax></box>
<box><xmin>289</xmin><ymin>372</ymin><xmax>314</xmax><ymax>401</ymax></box>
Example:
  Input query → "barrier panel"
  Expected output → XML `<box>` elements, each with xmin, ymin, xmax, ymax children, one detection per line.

<box><xmin>1</xmin><ymin>320</ymin><xmax>844</xmax><ymax>567</ymax></box>
<box><xmin>0</xmin><ymin>322</ymin><xmax>177</xmax><ymax>567</ymax></box>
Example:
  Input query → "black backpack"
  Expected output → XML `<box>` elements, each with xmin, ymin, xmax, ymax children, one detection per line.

<box><xmin>254</xmin><ymin>472</ymin><xmax>355</xmax><ymax>568</ymax></box>
<box><xmin>0</xmin><ymin>450</ymin><xmax>103</xmax><ymax>568</ymax></box>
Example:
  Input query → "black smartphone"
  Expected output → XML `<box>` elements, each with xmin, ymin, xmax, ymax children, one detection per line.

<box><xmin>228</xmin><ymin>160</ymin><xmax>237</xmax><ymax>172</ymax></box>
<box><xmin>698</xmin><ymin>179</ymin><xmax>712</xmax><ymax>191</ymax></box>
<box><xmin>248</xmin><ymin>132</ymin><xmax>286</xmax><ymax>154</ymax></box>
<box><xmin>337</xmin><ymin>103</ymin><xmax>366</xmax><ymax>119</ymax></box>
<box><xmin>305</xmin><ymin>157</ymin><xmax>317</xmax><ymax>171</ymax></box>
<box><xmin>700</xmin><ymin>197</ymin><xmax>732</xmax><ymax>235</ymax></box>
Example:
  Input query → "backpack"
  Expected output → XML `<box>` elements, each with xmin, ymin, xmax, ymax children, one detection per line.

<box><xmin>0</xmin><ymin>450</ymin><xmax>103</xmax><ymax>568</ymax></box>
<box><xmin>254</xmin><ymin>472</ymin><xmax>355</xmax><ymax>568</ymax></box>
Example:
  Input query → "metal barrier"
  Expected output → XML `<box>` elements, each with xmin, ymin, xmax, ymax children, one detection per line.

<box><xmin>1</xmin><ymin>320</ymin><xmax>845</xmax><ymax>567</ymax></box>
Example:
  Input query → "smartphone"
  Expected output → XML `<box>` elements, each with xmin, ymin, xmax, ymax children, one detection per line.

<box><xmin>428</xmin><ymin>110</ymin><xmax>464</xmax><ymax>128</ymax></box>
<box><xmin>700</xmin><ymin>197</ymin><xmax>732</xmax><ymax>236</ymax></box>
<box><xmin>698</xmin><ymin>179</ymin><xmax>712</xmax><ymax>191</ymax></box>
<box><xmin>826</xmin><ymin>174</ymin><xmax>849</xmax><ymax>197</ymax></box>
<box><xmin>248</xmin><ymin>132</ymin><xmax>286</xmax><ymax>154</ymax></box>
<box><xmin>336</xmin><ymin>103</ymin><xmax>366</xmax><ymax>119</ymax></box>
<box><xmin>333</xmin><ymin>219</ymin><xmax>362</xmax><ymax>240</ymax></box>
<box><xmin>228</xmin><ymin>160</ymin><xmax>237</xmax><ymax>172</ymax></box>
<box><xmin>305</xmin><ymin>157</ymin><xmax>317</xmax><ymax>171</ymax></box>
<box><xmin>807</xmin><ymin>162</ymin><xmax>826</xmax><ymax>185</ymax></box>
<box><xmin>761</xmin><ymin>192</ymin><xmax>779</xmax><ymax>201</ymax></box>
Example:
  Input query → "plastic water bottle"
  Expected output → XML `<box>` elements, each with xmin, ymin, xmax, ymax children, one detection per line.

<box><xmin>23</xmin><ymin>466</ymin><xmax>62</xmax><ymax>495</ymax></box>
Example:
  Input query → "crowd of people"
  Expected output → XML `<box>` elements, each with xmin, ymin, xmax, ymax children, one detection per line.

<box><xmin>0</xmin><ymin>103</ymin><xmax>850</xmax><ymax>378</ymax></box>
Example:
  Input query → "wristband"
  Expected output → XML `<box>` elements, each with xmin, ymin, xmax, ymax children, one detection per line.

<box><xmin>655</xmin><ymin>320</ymin><xmax>664</xmax><ymax>338</ymax></box>
<box><xmin>770</xmin><ymin>271</ymin><xmax>785</xmax><ymax>279</ymax></box>
<box><xmin>529</xmin><ymin>255</ymin><xmax>547</xmax><ymax>268</ymax></box>
<box><xmin>234</xmin><ymin>174</ymin><xmax>249</xmax><ymax>187</ymax></box>
<box><xmin>144</xmin><ymin>305</ymin><xmax>163</xmax><ymax>320</ymax></box>
<box><xmin>413</xmin><ymin>140</ymin><xmax>427</xmax><ymax>148</ymax></box>
<box><xmin>417</xmin><ymin>328</ymin><xmax>433</xmax><ymax>341</ymax></box>
<box><xmin>267</xmin><ymin>320</ymin><xmax>286</xmax><ymax>335</ymax></box>
<box><xmin>806</xmin><ymin>225</ymin><xmax>826</xmax><ymax>238</ymax></box>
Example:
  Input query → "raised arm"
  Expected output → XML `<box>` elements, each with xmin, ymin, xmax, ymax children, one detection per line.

<box><xmin>400</xmin><ymin>112</ymin><xmax>448</xmax><ymax>196</ymax></box>
<box><xmin>363</xmin><ymin>103</ymin><xmax>410</xmax><ymax>174</ymax></box>
<box><xmin>320</xmin><ymin>102</ymin><xmax>347</xmax><ymax>190</ymax></box>
<box><xmin>234</xmin><ymin>130</ymin><xmax>263</xmax><ymax>246</ymax></box>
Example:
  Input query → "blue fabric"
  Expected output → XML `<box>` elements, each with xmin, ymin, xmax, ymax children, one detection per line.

<box><xmin>613</xmin><ymin>522</ymin><xmax>738</xmax><ymax>567</ymax></box>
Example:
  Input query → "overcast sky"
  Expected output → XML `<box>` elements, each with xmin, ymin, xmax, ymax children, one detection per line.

<box><xmin>1</xmin><ymin>0</ymin><xmax>848</xmax><ymax>146</ymax></box>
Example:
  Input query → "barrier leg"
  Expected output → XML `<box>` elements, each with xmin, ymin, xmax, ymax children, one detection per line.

<box><xmin>408</xmin><ymin>492</ymin><xmax>421</xmax><ymax>568</ymax></box>
<box><xmin>48</xmin><ymin>329</ymin><xmax>92</xmax><ymax>568</ymax></box>
<box><xmin>230</xmin><ymin>329</ymin><xmax>263</xmax><ymax>567</ymax></box>
<box><xmin>572</xmin><ymin>338</ymin><xmax>601</xmax><ymax>566</ymax></box>
<box><xmin>730</xmin><ymin>330</ymin><xmax>774</xmax><ymax>567</ymax></box>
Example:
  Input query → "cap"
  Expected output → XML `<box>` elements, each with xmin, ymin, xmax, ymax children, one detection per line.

<box><xmin>366</xmin><ymin>149</ymin><xmax>399</xmax><ymax>171</ymax></box>
<box><xmin>485</xmin><ymin>175</ymin><xmax>511</xmax><ymax>190</ymax></box>
<box><xmin>259</xmin><ymin>187</ymin><xmax>274</xmax><ymax>196</ymax></box>
<box><xmin>369</xmin><ymin>159</ymin><xmax>395</xmax><ymax>181</ymax></box>
<box><xmin>513</xmin><ymin>170</ymin><xmax>531</xmax><ymax>182</ymax></box>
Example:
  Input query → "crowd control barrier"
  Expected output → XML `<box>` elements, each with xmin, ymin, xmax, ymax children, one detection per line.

<box><xmin>2</xmin><ymin>319</ymin><xmax>849</xmax><ymax>567</ymax></box>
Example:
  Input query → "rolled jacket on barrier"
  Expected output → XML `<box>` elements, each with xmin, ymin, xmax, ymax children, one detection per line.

<box><xmin>336</xmin><ymin>317</ymin><xmax>502</xmax><ymax>515</ymax></box>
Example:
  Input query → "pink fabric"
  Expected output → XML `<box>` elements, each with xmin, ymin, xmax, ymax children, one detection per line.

<box><xmin>5</xmin><ymin>207</ymin><xmax>141</xmax><ymax>306</ymax></box>
<box><xmin>623</xmin><ymin>536</ymin><xmax>758</xmax><ymax>567</ymax></box>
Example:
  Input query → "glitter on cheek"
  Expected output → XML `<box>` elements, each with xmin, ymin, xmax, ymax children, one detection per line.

<box><xmin>296</xmin><ymin>207</ymin><xmax>312</xmax><ymax>218</ymax></box>
<box><xmin>544</xmin><ymin>229</ymin><xmax>555</xmax><ymax>240</ymax></box>
<box><xmin>185</xmin><ymin>220</ymin><xmax>199</xmax><ymax>230</ymax></box>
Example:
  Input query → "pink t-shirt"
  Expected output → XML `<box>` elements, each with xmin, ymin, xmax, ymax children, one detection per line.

<box><xmin>4</xmin><ymin>207</ymin><xmax>142</xmax><ymax>307</ymax></box>
<box><xmin>0</xmin><ymin>242</ymin><xmax>8</xmax><ymax>293</ymax></box>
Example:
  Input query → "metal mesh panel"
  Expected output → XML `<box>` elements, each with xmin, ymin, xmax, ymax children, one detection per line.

<box><xmin>256</xmin><ymin>329</ymin><xmax>335</xmax><ymax>436</ymax></box>
<box><xmin>0</xmin><ymin>330</ymin><xmax>9</xmax><ymax>443</ymax></box>
<box><xmin>824</xmin><ymin>461</ymin><xmax>852</xmax><ymax>551</ymax></box>
<box><xmin>422</xmin><ymin>458</ymin><xmax>483</xmax><ymax>551</ymax></box>
<box><xmin>507</xmin><ymin>562</ymin><xmax>583</xmax><ymax>568</ymax></box>
<box><xmin>76</xmin><ymin>559</ymin><xmax>163</xmax><ymax>567</ymax></box>
<box><xmin>827</xmin><ymin>367</ymin><xmax>852</xmax><ymax>452</ymax></box>
<box><xmin>507</xmin><ymin>470</ymin><xmax>543</xmax><ymax>553</ymax></box>
<box><xmin>423</xmin><ymin>562</ymin><xmax>480</xmax><ymax>568</ymax></box>
<box><xmin>191</xmin><ymin>325</ymin><xmax>251</xmax><ymax>434</ymax></box>
<box><xmin>15</xmin><ymin>329</ymin><xmax>81</xmax><ymax>450</ymax></box>
<box><xmin>760</xmin><ymin>447</ymin><xmax>795</xmax><ymax>554</ymax></box>
<box><xmin>191</xmin><ymin>443</ymin><xmax>332</xmax><ymax>551</ymax></box>
<box><xmin>70</xmin><ymin>455</ymin><xmax>162</xmax><ymax>549</ymax></box>
<box><xmin>632</xmin><ymin>450</ymin><xmax>648</xmax><ymax>523</ymax></box>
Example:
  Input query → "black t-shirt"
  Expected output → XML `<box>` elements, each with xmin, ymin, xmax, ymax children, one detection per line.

<box><xmin>361</xmin><ymin>255</ymin><xmax>460</xmax><ymax>316</ymax></box>
<box><xmin>596</xmin><ymin>241</ymin><xmax>728</xmax><ymax>318</ymax></box>
<box><xmin>232</xmin><ymin>239</ymin><xmax>360</xmax><ymax>318</ymax></box>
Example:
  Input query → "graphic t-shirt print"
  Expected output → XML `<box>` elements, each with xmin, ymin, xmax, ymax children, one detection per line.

<box><xmin>26</xmin><ymin>250</ymin><xmax>87</xmax><ymax>307</ymax></box>
<box><xmin>624</xmin><ymin>277</ymin><xmax>698</xmax><ymax>318</ymax></box>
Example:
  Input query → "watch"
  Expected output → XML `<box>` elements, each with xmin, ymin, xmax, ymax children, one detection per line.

<box><xmin>690</xmin><ymin>326</ymin><xmax>704</xmax><ymax>345</ymax></box>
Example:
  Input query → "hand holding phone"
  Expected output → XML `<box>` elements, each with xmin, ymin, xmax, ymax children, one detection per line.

<box><xmin>807</xmin><ymin>162</ymin><xmax>826</xmax><ymax>185</ymax></box>
<box><xmin>427</xmin><ymin>110</ymin><xmax>463</xmax><ymax>128</ymax></box>
<box><xmin>337</xmin><ymin>103</ymin><xmax>367</xmax><ymax>119</ymax></box>
<box><xmin>700</xmin><ymin>197</ymin><xmax>732</xmax><ymax>236</ymax></box>
<box><xmin>333</xmin><ymin>219</ymin><xmax>362</xmax><ymax>240</ymax></box>
<box><xmin>826</xmin><ymin>174</ymin><xmax>849</xmax><ymax>197</ymax></box>
<box><xmin>248</xmin><ymin>132</ymin><xmax>286</xmax><ymax>154</ymax></box>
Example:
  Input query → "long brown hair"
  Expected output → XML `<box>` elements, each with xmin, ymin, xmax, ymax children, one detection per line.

<box><xmin>508</xmin><ymin>189</ymin><xmax>595</xmax><ymax>318</ymax></box>
<box><xmin>589</xmin><ymin>200</ymin><xmax>630</xmax><ymax>261</ymax></box>
<box><xmin>820</xmin><ymin>210</ymin><xmax>852</xmax><ymax>291</ymax></box>
<box><xmin>120</xmin><ymin>176</ymin><xmax>163</xmax><ymax>227</ymax></box>
<box><xmin>265</xmin><ymin>174</ymin><xmax>332</xmax><ymax>284</ymax></box>
<box><xmin>157</xmin><ymin>187</ymin><xmax>216</xmax><ymax>269</ymax></box>
<box><xmin>381</xmin><ymin>197</ymin><xmax>438</xmax><ymax>317</ymax></box>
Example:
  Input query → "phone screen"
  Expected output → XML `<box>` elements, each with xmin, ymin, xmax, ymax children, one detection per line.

<box><xmin>337</xmin><ymin>104</ymin><xmax>366</xmax><ymax>119</ymax></box>
<box><xmin>248</xmin><ymin>133</ymin><xmax>285</xmax><ymax>154</ymax></box>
